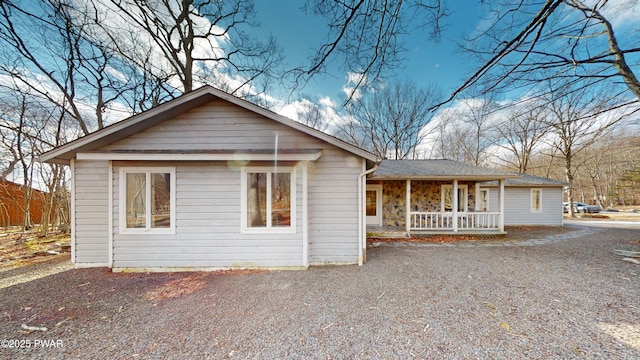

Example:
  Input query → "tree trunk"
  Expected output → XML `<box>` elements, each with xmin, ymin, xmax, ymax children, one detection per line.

<box><xmin>247</xmin><ymin>173</ymin><xmax>263</xmax><ymax>226</ymax></box>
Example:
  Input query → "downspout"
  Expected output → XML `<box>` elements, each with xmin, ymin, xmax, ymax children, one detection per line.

<box><xmin>70</xmin><ymin>158</ymin><xmax>76</xmax><ymax>264</ymax></box>
<box><xmin>358</xmin><ymin>161</ymin><xmax>379</xmax><ymax>266</ymax></box>
<box><xmin>108</xmin><ymin>160</ymin><xmax>113</xmax><ymax>268</ymax></box>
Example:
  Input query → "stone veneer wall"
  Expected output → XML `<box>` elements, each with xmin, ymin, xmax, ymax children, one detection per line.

<box><xmin>378</xmin><ymin>180</ymin><xmax>477</xmax><ymax>227</ymax></box>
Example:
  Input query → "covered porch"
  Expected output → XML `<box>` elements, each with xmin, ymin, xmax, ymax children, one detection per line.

<box><xmin>365</xmin><ymin>160</ymin><xmax>517</xmax><ymax>236</ymax></box>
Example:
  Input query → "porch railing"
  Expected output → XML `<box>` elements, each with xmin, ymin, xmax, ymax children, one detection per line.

<box><xmin>409</xmin><ymin>212</ymin><xmax>501</xmax><ymax>231</ymax></box>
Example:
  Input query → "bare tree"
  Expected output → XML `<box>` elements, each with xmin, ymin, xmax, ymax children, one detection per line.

<box><xmin>292</xmin><ymin>99</ymin><xmax>329</xmax><ymax>132</ymax></box>
<box><xmin>494</xmin><ymin>100</ymin><xmax>550</xmax><ymax>173</ymax></box>
<box><xmin>457</xmin><ymin>97</ymin><xmax>497</xmax><ymax>166</ymax></box>
<box><xmin>102</xmin><ymin>0</ymin><xmax>283</xmax><ymax>96</ymax></box>
<box><xmin>542</xmin><ymin>81</ymin><xmax>633</xmax><ymax>216</ymax></box>
<box><xmin>0</xmin><ymin>1</ymin><xmax>139</xmax><ymax>135</ymax></box>
<box><xmin>446</xmin><ymin>0</ymin><xmax>640</xmax><ymax>106</ymax></box>
<box><xmin>425</xmin><ymin>97</ymin><xmax>496</xmax><ymax>165</ymax></box>
<box><xmin>294</xmin><ymin>0</ymin><xmax>447</xmax><ymax>101</ymax></box>
<box><xmin>338</xmin><ymin>80</ymin><xmax>440</xmax><ymax>159</ymax></box>
<box><xmin>302</xmin><ymin>1</ymin><xmax>638</xmax><ymax>108</ymax></box>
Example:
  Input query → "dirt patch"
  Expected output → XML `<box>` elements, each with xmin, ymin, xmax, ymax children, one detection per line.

<box><xmin>503</xmin><ymin>225</ymin><xmax>577</xmax><ymax>240</ymax></box>
<box><xmin>0</xmin><ymin>227</ymin><xmax>71</xmax><ymax>271</ymax></box>
<box><xmin>143</xmin><ymin>274</ymin><xmax>208</xmax><ymax>301</ymax></box>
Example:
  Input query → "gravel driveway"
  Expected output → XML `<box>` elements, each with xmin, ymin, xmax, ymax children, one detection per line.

<box><xmin>1</xmin><ymin>224</ymin><xmax>638</xmax><ymax>359</ymax></box>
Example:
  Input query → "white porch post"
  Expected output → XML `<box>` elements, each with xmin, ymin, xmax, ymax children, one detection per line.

<box><xmin>406</xmin><ymin>179</ymin><xmax>411</xmax><ymax>233</ymax></box>
<box><xmin>499</xmin><ymin>179</ymin><xmax>505</xmax><ymax>232</ymax></box>
<box><xmin>475</xmin><ymin>182</ymin><xmax>480</xmax><ymax>211</ymax></box>
<box><xmin>452</xmin><ymin>179</ymin><xmax>458</xmax><ymax>232</ymax></box>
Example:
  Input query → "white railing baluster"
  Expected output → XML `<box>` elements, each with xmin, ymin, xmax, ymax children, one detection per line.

<box><xmin>408</xmin><ymin>212</ymin><xmax>500</xmax><ymax>231</ymax></box>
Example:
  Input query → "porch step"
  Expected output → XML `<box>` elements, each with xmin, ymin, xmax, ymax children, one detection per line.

<box><xmin>367</xmin><ymin>231</ymin><xmax>410</xmax><ymax>239</ymax></box>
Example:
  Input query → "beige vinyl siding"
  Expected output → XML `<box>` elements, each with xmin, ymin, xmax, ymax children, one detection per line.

<box><xmin>111</xmin><ymin>162</ymin><xmax>304</xmax><ymax>268</ymax></box>
<box><xmin>487</xmin><ymin>187</ymin><xmax>564</xmax><ymax>226</ymax></box>
<box><xmin>94</xmin><ymin>98</ymin><xmax>362</xmax><ymax>267</ymax></box>
<box><xmin>102</xmin><ymin>100</ymin><xmax>325</xmax><ymax>151</ymax></box>
<box><xmin>308</xmin><ymin>149</ymin><xmax>361</xmax><ymax>264</ymax></box>
<box><xmin>74</xmin><ymin>160</ymin><xmax>110</xmax><ymax>264</ymax></box>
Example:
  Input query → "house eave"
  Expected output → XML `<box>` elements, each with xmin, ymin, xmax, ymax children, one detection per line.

<box><xmin>369</xmin><ymin>175</ymin><xmax>519</xmax><ymax>181</ymax></box>
<box><xmin>480</xmin><ymin>184</ymin><xmax>566</xmax><ymax>188</ymax></box>
<box><xmin>76</xmin><ymin>149</ymin><xmax>323</xmax><ymax>162</ymax></box>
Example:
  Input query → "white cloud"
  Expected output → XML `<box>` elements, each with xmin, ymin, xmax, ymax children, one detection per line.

<box><xmin>277</xmin><ymin>95</ymin><xmax>348</xmax><ymax>130</ymax></box>
<box><xmin>584</xmin><ymin>0</ymin><xmax>640</xmax><ymax>27</ymax></box>
<box><xmin>342</xmin><ymin>71</ymin><xmax>368</xmax><ymax>100</ymax></box>
<box><xmin>318</xmin><ymin>96</ymin><xmax>336</xmax><ymax>108</ymax></box>
<box><xmin>80</xmin><ymin>0</ymin><xmax>231</xmax><ymax>93</ymax></box>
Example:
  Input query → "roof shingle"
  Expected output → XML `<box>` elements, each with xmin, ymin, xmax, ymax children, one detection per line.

<box><xmin>370</xmin><ymin>159</ymin><xmax>517</xmax><ymax>180</ymax></box>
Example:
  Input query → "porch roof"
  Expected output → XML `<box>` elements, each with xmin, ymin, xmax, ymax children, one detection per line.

<box><xmin>370</xmin><ymin>159</ymin><xmax>519</xmax><ymax>180</ymax></box>
<box><xmin>480</xmin><ymin>173</ymin><xmax>568</xmax><ymax>187</ymax></box>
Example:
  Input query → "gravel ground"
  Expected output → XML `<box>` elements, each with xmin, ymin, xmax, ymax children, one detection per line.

<box><xmin>1</xmin><ymin>224</ymin><xmax>638</xmax><ymax>359</ymax></box>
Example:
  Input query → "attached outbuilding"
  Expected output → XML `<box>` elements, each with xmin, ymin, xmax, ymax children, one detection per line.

<box><xmin>38</xmin><ymin>86</ymin><xmax>568</xmax><ymax>272</ymax></box>
<box><xmin>39</xmin><ymin>86</ymin><xmax>379</xmax><ymax>271</ymax></box>
<box><xmin>480</xmin><ymin>174</ymin><xmax>568</xmax><ymax>226</ymax></box>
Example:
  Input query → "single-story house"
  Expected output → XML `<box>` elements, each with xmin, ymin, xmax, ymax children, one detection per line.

<box><xmin>39</xmin><ymin>86</ymin><xmax>565</xmax><ymax>271</ymax></box>
<box><xmin>479</xmin><ymin>174</ymin><xmax>568</xmax><ymax>226</ymax></box>
<box><xmin>39</xmin><ymin>86</ymin><xmax>380</xmax><ymax>271</ymax></box>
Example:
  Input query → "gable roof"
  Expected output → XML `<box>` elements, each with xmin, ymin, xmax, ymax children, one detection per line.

<box><xmin>39</xmin><ymin>86</ymin><xmax>379</xmax><ymax>164</ymax></box>
<box><xmin>480</xmin><ymin>173</ymin><xmax>568</xmax><ymax>187</ymax></box>
<box><xmin>370</xmin><ymin>159</ymin><xmax>518</xmax><ymax>180</ymax></box>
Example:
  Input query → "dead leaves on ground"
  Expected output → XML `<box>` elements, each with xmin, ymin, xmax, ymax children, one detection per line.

<box><xmin>142</xmin><ymin>269</ymin><xmax>266</xmax><ymax>301</ymax></box>
<box><xmin>143</xmin><ymin>274</ymin><xmax>207</xmax><ymax>301</ymax></box>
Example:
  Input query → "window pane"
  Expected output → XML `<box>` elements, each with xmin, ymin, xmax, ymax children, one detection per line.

<box><xmin>271</xmin><ymin>172</ymin><xmax>291</xmax><ymax>227</ymax></box>
<box><xmin>480</xmin><ymin>190</ymin><xmax>488</xmax><ymax>211</ymax></box>
<box><xmin>366</xmin><ymin>190</ymin><xmax>377</xmax><ymax>216</ymax></box>
<box><xmin>247</xmin><ymin>173</ymin><xmax>267</xmax><ymax>227</ymax></box>
<box><xmin>151</xmin><ymin>173</ymin><xmax>171</xmax><ymax>228</ymax></box>
<box><xmin>126</xmin><ymin>173</ymin><xmax>146</xmax><ymax>228</ymax></box>
<box><xmin>444</xmin><ymin>188</ymin><xmax>452</xmax><ymax>211</ymax></box>
<box><xmin>533</xmin><ymin>190</ymin><xmax>541</xmax><ymax>211</ymax></box>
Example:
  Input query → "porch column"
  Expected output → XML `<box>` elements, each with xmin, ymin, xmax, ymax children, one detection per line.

<box><xmin>452</xmin><ymin>179</ymin><xmax>458</xmax><ymax>232</ymax></box>
<box><xmin>405</xmin><ymin>179</ymin><xmax>411</xmax><ymax>233</ymax></box>
<box><xmin>474</xmin><ymin>182</ymin><xmax>480</xmax><ymax>211</ymax></box>
<box><xmin>499</xmin><ymin>179</ymin><xmax>505</xmax><ymax>232</ymax></box>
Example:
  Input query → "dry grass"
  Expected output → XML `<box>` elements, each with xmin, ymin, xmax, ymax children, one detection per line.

<box><xmin>0</xmin><ymin>226</ymin><xmax>70</xmax><ymax>270</ymax></box>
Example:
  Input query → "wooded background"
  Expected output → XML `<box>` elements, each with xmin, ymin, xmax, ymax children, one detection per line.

<box><xmin>1</xmin><ymin>0</ymin><xmax>638</xmax><ymax>232</ymax></box>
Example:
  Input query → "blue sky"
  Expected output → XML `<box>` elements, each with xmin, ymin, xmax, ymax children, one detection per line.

<box><xmin>254</xmin><ymin>1</ymin><xmax>484</xmax><ymax>102</ymax></box>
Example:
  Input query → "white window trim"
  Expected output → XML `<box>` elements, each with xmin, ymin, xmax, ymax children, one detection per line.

<box><xmin>441</xmin><ymin>184</ymin><xmax>469</xmax><ymax>212</ymax></box>
<box><xmin>241</xmin><ymin>166</ymin><xmax>296</xmax><ymax>234</ymax></box>
<box><xmin>531</xmin><ymin>188</ymin><xmax>542</xmax><ymax>213</ymax></box>
<box><xmin>119</xmin><ymin>167</ymin><xmax>176</xmax><ymax>234</ymax></box>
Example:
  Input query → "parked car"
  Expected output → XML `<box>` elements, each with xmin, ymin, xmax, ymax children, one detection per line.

<box><xmin>563</xmin><ymin>202</ymin><xmax>601</xmax><ymax>213</ymax></box>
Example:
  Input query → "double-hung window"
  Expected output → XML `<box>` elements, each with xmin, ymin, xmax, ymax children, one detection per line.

<box><xmin>241</xmin><ymin>167</ymin><xmax>295</xmax><ymax>233</ymax></box>
<box><xmin>120</xmin><ymin>167</ymin><xmax>175</xmax><ymax>233</ymax></box>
